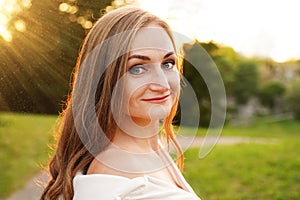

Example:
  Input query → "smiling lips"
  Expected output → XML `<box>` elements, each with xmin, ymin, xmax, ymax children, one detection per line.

<box><xmin>142</xmin><ymin>94</ymin><xmax>170</xmax><ymax>103</ymax></box>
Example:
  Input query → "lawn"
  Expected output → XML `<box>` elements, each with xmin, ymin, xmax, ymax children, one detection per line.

<box><xmin>180</xmin><ymin>116</ymin><xmax>300</xmax><ymax>138</ymax></box>
<box><xmin>0</xmin><ymin>112</ymin><xmax>299</xmax><ymax>199</ymax></box>
<box><xmin>183</xmin><ymin>118</ymin><xmax>300</xmax><ymax>199</ymax></box>
<box><xmin>0</xmin><ymin>112</ymin><xmax>57</xmax><ymax>199</ymax></box>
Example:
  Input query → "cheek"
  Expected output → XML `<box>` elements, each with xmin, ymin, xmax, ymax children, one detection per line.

<box><xmin>124</xmin><ymin>79</ymin><xmax>146</xmax><ymax>101</ymax></box>
<box><xmin>125</xmin><ymin>80</ymin><xmax>147</xmax><ymax>110</ymax></box>
<box><xmin>168</xmin><ymin>71</ymin><xmax>181</xmax><ymax>95</ymax></box>
<box><xmin>128</xmin><ymin>87</ymin><xmax>145</xmax><ymax>106</ymax></box>
<box><xmin>123</xmin><ymin>74</ymin><xmax>150</xmax><ymax>98</ymax></box>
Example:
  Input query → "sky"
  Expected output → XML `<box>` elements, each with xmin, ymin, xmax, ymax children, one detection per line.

<box><xmin>0</xmin><ymin>0</ymin><xmax>299</xmax><ymax>62</ymax></box>
<box><xmin>136</xmin><ymin>0</ymin><xmax>300</xmax><ymax>62</ymax></box>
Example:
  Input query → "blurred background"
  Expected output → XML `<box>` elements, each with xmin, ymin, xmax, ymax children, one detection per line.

<box><xmin>0</xmin><ymin>0</ymin><xmax>299</xmax><ymax>199</ymax></box>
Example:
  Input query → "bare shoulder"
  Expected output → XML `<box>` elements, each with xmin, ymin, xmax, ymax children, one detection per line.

<box><xmin>87</xmin><ymin>158</ymin><xmax>116</xmax><ymax>175</ymax></box>
<box><xmin>87</xmin><ymin>151</ymin><xmax>179</xmax><ymax>187</ymax></box>
<box><xmin>87</xmin><ymin>152</ymin><xmax>138</xmax><ymax>179</ymax></box>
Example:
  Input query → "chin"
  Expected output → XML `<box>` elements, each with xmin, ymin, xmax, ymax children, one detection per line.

<box><xmin>147</xmin><ymin>105</ymin><xmax>172</xmax><ymax>121</ymax></box>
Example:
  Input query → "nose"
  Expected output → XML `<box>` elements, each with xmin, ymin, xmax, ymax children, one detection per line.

<box><xmin>149</xmin><ymin>65</ymin><xmax>170</xmax><ymax>91</ymax></box>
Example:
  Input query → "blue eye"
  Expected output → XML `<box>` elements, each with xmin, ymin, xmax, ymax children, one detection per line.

<box><xmin>162</xmin><ymin>60</ymin><xmax>175</xmax><ymax>70</ymax></box>
<box><xmin>128</xmin><ymin>65</ymin><xmax>147</xmax><ymax>75</ymax></box>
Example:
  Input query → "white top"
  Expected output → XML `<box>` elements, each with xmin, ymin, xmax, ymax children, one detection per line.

<box><xmin>73</xmin><ymin>142</ymin><xmax>201</xmax><ymax>200</ymax></box>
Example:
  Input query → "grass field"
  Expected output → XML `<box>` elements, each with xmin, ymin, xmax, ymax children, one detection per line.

<box><xmin>0</xmin><ymin>112</ymin><xmax>57</xmax><ymax>199</ymax></box>
<box><xmin>0</xmin><ymin>112</ymin><xmax>299</xmax><ymax>199</ymax></box>
<box><xmin>184</xmin><ymin>118</ymin><xmax>300</xmax><ymax>199</ymax></box>
<box><xmin>181</xmin><ymin>116</ymin><xmax>300</xmax><ymax>138</ymax></box>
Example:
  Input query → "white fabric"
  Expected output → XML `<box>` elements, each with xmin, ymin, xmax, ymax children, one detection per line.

<box><xmin>73</xmin><ymin>174</ymin><xmax>200</xmax><ymax>200</ymax></box>
<box><xmin>73</xmin><ymin>142</ymin><xmax>201</xmax><ymax>200</ymax></box>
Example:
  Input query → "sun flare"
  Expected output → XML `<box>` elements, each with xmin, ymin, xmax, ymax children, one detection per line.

<box><xmin>0</xmin><ymin>0</ymin><xmax>31</xmax><ymax>42</ymax></box>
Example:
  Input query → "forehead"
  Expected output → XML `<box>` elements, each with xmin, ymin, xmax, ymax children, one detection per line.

<box><xmin>130</xmin><ymin>25</ymin><xmax>175</xmax><ymax>53</ymax></box>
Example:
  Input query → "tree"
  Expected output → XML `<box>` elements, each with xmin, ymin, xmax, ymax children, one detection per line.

<box><xmin>174</xmin><ymin>40</ymin><xmax>226</xmax><ymax>127</ymax></box>
<box><xmin>0</xmin><ymin>0</ymin><xmax>115</xmax><ymax>114</ymax></box>
<box><xmin>286</xmin><ymin>79</ymin><xmax>300</xmax><ymax>120</ymax></box>
<box><xmin>233</xmin><ymin>61</ymin><xmax>259</xmax><ymax>104</ymax></box>
<box><xmin>258</xmin><ymin>81</ymin><xmax>286</xmax><ymax>110</ymax></box>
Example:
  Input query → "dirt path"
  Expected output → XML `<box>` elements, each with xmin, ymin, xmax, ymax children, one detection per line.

<box><xmin>5</xmin><ymin>136</ymin><xmax>277</xmax><ymax>200</ymax></box>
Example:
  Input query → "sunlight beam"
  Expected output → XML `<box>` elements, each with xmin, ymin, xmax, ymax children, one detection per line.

<box><xmin>0</xmin><ymin>0</ymin><xmax>32</xmax><ymax>42</ymax></box>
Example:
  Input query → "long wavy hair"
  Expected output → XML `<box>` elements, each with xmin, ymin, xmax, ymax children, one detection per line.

<box><xmin>41</xmin><ymin>6</ymin><xmax>184</xmax><ymax>200</ymax></box>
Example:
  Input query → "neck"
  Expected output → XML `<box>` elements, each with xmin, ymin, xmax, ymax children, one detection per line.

<box><xmin>112</xmin><ymin>117</ymin><xmax>161</xmax><ymax>153</ymax></box>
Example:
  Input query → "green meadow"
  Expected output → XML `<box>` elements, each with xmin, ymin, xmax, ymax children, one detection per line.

<box><xmin>184</xmin><ymin>139</ymin><xmax>300</xmax><ymax>199</ymax></box>
<box><xmin>184</xmin><ymin>118</ymin><xmax>300</xmax><ymax>199</ymax></box>
<box><xmin>0</xmin><ymin>112</ymin><xmax>57</xmax><ymax>199</ymax></box>
<box><xmin>0</xmin><ymin>112</ymin><xmax>299</xmax><ymax>199</ymax></box>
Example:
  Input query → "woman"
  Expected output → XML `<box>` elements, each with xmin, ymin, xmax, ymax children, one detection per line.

<box><xmin>41</xmin><ymin>6</ymin><xmax>201</xmax><ymax>200</ymax></box>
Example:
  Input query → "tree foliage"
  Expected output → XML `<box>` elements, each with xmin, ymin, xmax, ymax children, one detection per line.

<box><xmin>258</xmin><ymin>81</ymin><xmax>286</xmax><ymax>109</ymax></box>
<box><xmin>233</xmin><ymin>61</ymin><xmax>259</xmax><ymax>104</ymax></box>
<box><xmin>183</xmin><ymin>41</ymin><xmax>214</xmax><ymax>127</ymax></box>
<box><xmin>174</xmin><ymin>41</ymin><xmax>226</xmax><ymax>127</ymax></box>
<box><xmin>0</xmin><ymin>0</ymin><xmax>113</xmax><ymax>114</ymax></box>
<box><xmin>286</xmin><ymin>79</ymin><xmax>300</xmax><ymax>120</ymax></box>
<box><xmin>1</xmin><ymin>1</ymin><xmax>296</xmax><ymax>124</ymax></box>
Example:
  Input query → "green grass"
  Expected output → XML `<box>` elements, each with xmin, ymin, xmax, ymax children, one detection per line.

<box><xmin>183</xmin><ymin>121</ymin><xmax>300</xmax><ymax>199</ymax></box>
<box><xmin>179</xmin><ymin>117</ymin><xmax>300</xmax><ymax>138</ymax></box>
<box><xmin>220</xmin><ymin>118</ymin><xmax>300</xmax><ymax>138</ymax></box>
<box><xmin>0</xmin><ymin>112</ymin><xmax>57</xmax><ymax>199</ymax></box>
<box><xmin>1</xmin><ymin>112</ymin><xmax>299</xmax><ymax>199</ymax></box>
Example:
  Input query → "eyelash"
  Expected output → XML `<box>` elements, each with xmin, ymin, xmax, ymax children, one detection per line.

<box><xmin>128</xmin><ymin>59</ymin><xmax>176</xmax><ymax>75</ymax></box>
<box><xmin>162</xmin><ymin>59</ymin><xmax>175</xmax><ymax>69</ymax></box>
<box><xmin>128</xmin><ymin>65</ymin><xmax>147</xmax><ymax>75</ymax></box>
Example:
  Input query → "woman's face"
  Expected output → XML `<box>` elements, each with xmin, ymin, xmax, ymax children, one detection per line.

<box><xmin>122</xmin><ymin>24</ymin><xmax>180</xmax><ymax>126</ymax></box>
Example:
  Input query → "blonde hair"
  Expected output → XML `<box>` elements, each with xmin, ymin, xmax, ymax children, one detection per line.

<box><xmin>41</xmin><ymin>6</ymin><xmax>183</xmax><ymax>200</ymax></box>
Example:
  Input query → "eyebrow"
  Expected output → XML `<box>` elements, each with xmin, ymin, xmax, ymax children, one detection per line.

<box><xmin>128</xmin><ymin>51</ymin><xmax>175</xmax><ymax>61</ymax></box>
